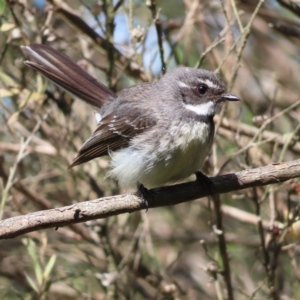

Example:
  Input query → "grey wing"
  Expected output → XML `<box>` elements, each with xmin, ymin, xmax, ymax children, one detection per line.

<box><xmin>69</xmin><ymin>111</ymin><xmax>156</xmax><ymax>168</ymax></box>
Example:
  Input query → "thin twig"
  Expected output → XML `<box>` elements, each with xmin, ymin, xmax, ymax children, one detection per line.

<box><xmin>217</xmin><ymin>99</ymin><xmax>300</xmax><ymax>174</ymax></box>
<box><xmin>212</xmin><ymin>193</ymin><xmax>234</xmax><ymax>300</ymax></box>
<box><xmin>146</xmin><ymin>0</ymin><xmax>166</xmax><ymax>73</ymax></box>
<box><xmin>0</xmin><ymin>117</ymin><xmax>43</xmax><ymax>220</ymax></box>
<box><xmin>230</xmin><ymin>0</ymin><xmax>243</xmax><ymax>32</ymax></box>
<box><xmin>229</xmin><ymin>0</ymin><xmax>266</xmax><ymax>90</ymax></box>
<box><xmin>103</xmin><ymin>0</ymin><xmax>116</xmax><ymax>90</ymax></box>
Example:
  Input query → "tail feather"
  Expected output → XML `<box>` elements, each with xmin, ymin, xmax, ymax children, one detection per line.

<box><xmin>21</xmin><ymin>44</ymin><xmax>117</xmax><ymax>108</ymax></box>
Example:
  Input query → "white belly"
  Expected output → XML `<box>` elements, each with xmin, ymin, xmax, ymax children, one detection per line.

<box><xmin>108</xmin><ymin>121</ymin><xmax>212</xmax><ymax>188</ymax></box>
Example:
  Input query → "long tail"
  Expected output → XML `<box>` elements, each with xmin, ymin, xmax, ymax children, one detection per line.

<box><xmin>21</xmin><ymin>44</ymin><xmax>117</xmax><ymax>108</ymax></box>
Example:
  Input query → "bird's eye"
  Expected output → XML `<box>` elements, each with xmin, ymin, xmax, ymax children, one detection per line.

<box><xmin>198</xmin><ymin>84</ymin><xmax>208</xmax><ymax>95</ymax></box>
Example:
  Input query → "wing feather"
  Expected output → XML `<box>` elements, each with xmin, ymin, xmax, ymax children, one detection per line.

<box><xmin>69</xmin><ymin>112</ymin><xmax>156</xmax><ymax>168</ymax></box>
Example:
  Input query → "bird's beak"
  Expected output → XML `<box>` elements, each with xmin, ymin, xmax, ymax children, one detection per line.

<box><xmin>222</xmin><ymin>93</ymin><xmax>240</xmax><ymax>101</ymax></box>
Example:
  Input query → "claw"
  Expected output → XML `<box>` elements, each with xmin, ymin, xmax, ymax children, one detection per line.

<box><xmin>137</xmin><ymin>182</ymin><xmax>150</xmax><ymax>211</ymax></box>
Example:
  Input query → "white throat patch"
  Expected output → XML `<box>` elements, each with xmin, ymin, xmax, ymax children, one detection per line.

<box><xmin>184</xmin><ymin>101</ymin><xmax>215</xmax><ymax>116</ymax></box>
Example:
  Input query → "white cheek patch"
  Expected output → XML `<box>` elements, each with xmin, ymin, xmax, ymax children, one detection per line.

<box><xmin>184</xmin><ymin>101</ymin><xmax>215</xmax><ymax>116</ymax></box>
<box><xmin>197</xmin><ymin>78</ymin><xmax>218</xmax><ymax>89</ymax></box>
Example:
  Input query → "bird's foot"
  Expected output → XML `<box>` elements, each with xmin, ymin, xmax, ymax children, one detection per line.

<box><xmin>195</xmin><ymin>171</ymin><xmax>215</xmax><ymax>195</ymax></box>
<box><xmin>137</xmin><ymin>182</ymin><xmax>150</xmax><ymax>211</ymax></box>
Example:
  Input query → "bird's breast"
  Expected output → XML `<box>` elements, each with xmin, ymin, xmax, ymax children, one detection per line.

<box><xmin>108</xmin><ymin>119</ymin><xmax>214</xmax><ymax>189</ymax></box>
<box><xmin>140</xmin><ymin>119</ymin><xmax>214</xmax><ymax>186</ymax></box>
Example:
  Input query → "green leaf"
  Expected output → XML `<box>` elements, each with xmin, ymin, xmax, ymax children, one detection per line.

<box><xmin>44</xmin><ymin>255</ymin><xmax>57</xmax><ymax>279</ymax></box>
<box><xmin>24</xmin><ymin>272</ymin><xmax>38</xmax><ymax>293</ymax></box>
<box><xmin>25</xmin><ymin>239</ymin><xmax>43</xmax><ymax>285</ymax></box>
<box><xmin>0</xmin><ymin>71</ymin><xmax>16</xmax><ymax>86</ymax></box>
<box><xmin>0</xmin><ymin>0</ymin><xmax>6</xmax><ymax>15</ymax></box>
<box><xmin>34</xmin><ymin>260</ymin><xmax>43</xmax><ymax>285</ymax></box>
<box><xmin>43</xmin><ymin>279</ymin><xmax>53</xmax><ymax>293</ymax></box>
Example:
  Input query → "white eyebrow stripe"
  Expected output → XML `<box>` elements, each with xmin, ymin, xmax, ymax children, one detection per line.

<box><xmin>177</xmin><ymin>81</ymin><xmax>191</xmax><ymax>88</ymax></box>
<box><xmin>197</xmin><ymin>78</ymin><xmax>218</xmax><ymax>89</ymax></box>
<box><xmin>184</xmin><ymin>101</ymin><xmax>215</xmax><ymax>116</ymax></box>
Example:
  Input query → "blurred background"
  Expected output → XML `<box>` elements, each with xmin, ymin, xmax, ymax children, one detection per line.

<box><xmin>1</xmin><ymin>0</ymin><xmax>300</xmax><ymax>299</ymax></box>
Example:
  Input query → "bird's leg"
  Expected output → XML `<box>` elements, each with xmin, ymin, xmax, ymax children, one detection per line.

<box><xmin>195</xmin><ymin>171</ymin><xmax>215</xmax><ymax>195</ymax></box>
<box><xmin>137</xmin><ymin>182</ymin><xmax>150</xmax><ymax>211</ymax></box>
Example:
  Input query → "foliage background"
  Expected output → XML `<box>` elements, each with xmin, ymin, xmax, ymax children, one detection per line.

<box><xmin>1</xmin><ymin>0</ymin><xmax>300</xmax><ymax>299</ymax></box>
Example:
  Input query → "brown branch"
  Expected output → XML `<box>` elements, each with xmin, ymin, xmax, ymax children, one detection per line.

<box><xmin>1</xmin><ymin>159</ymin><xmax>300</xmax><ymax>239</ymax></box>
<box><xmin>0</xmin><ymin>156</ymin><xmax>98</xmax><ymax>243</ymax></box>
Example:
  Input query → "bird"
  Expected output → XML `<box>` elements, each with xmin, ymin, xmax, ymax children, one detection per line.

<box><xmin>21</xmin><ymin>44</ymin><xmax>239</xmax><ymax>192</ymax></box>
